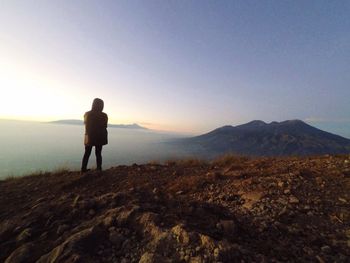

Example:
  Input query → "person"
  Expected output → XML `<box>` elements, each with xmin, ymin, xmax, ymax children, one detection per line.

<box><xmin>81</xmin><ymin>98</ymin><xmax>108</xmax><ymax>173</ymax></box>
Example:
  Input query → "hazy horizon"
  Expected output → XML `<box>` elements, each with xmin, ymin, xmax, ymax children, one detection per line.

<box><xmin>0</xmin><ymin>119</ymin><xmax>194</xmax><ymax>178</ymax></box>
<box><xmin>1</xmin><ymin>117</ymin><xmax>350</xmax><ymax>139</ymax></box>
<box><xmin>1</xmin><ymin>1</ymin><xmax>349</xmax><ymax>134</ymax></box>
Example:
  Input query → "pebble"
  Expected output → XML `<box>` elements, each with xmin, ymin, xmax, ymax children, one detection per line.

<box><xmin>16</xmin><ymin>228</ymin><xmax>32</xmax><ymax>243</ymax></box>
<box><xmin>321</xmin><ymin>245</ymin><xmax>331</xmax><ymax>253</ymax></box>
<box><xmin>214</xmin><ymin>247</ymin><xmax>220</xmax><ymax>258</ymax></box>
<box><xmin>289</xmin><ymin>196</ymin><xmax>299</xmax><ymax>204</ymax></box>
<box><xmin>338</xmin><ymin>197</ymin><xmax>347</xmax><ymax>203</ymax></box>
<box><xmin>284</xmin><ymin>189</ymin><xmax>291</xmax><ymax>194</ymax></box>
<box><xmin>57</xmin><ymin>224</ymin><xmax>69</xmax><ymax>235</ymax></box>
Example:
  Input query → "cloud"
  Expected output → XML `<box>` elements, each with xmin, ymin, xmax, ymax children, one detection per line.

<box><xmin>304</xmin><ymin>117</ymin><xmax>350</xmax><ymax>123</ymax></box>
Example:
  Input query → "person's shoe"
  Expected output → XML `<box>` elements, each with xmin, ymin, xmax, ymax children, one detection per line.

<box><xmin>80</xmin><ymin>169</ymin><xmax>91</xmax><ymax>175</ymax></box>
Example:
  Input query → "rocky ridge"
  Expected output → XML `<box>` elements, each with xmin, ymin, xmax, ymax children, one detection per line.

<box><xmin>0</xmin><ymin>155</ymin><xmax>350</xmax><ymax>262</ymax></box>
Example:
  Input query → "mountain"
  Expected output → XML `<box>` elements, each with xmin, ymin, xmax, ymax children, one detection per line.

<box><xmin>183</xmin><ymin>120</ymin><xmax>350</xmax><ymax>156</ymax></box>
<box><xmin>50</xmin><ymin>119</ymin><xmax>147</xmax><ymax>130</ymax></box>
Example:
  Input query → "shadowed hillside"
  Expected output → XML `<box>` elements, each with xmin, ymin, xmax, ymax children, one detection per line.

<box><xmin>1</xmin><ymin>155</ymin><xmax>350</xmax><ymax>262</ymax></box>
<box><xmin>182</xmin><ymin>120</ymin><xmax>350</xmax><ymax>157</ymax></box>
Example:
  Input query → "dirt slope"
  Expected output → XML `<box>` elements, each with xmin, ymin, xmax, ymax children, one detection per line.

<box><xmin>1</xmin><ymin>155</ymin><xmax>349</xmax><ymax>262</ymax></box>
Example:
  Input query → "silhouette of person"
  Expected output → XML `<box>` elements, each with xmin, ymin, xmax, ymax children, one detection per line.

<box><xmin>81</xmin><ymin>98</ymin><xmax>108</xmax><ymax>173</ymax></box>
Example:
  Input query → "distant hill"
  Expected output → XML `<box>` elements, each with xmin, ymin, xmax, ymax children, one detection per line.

<box><xmin>50</xmin><ymin>119</ymin><xmax>147</xmax><ymax>130</ymax></box>
<box><xmin>182</xmin><ymin>120</ymin><xmax>350</xmax><ymax>156</ymax></box>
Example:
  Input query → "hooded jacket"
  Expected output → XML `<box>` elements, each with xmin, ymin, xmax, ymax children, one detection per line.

<box><xmin>84</xmin><ymin>98</ymin><xmax>108</xmax><ymax>146</ymax></box>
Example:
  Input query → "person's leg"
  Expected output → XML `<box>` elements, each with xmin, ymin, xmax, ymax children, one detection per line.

<box><xmin>95</xmin><ymin>145</ymin><xmax>103</xmax><ymax>170</ymax></box>
<box><xmin>81</xmin><ymin>145</ymin><xmax>93</xmax><ymax>172</ymax></box>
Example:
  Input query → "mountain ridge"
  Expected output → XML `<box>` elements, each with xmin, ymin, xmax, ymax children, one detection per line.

<box><xmin>185</xmin><ymin>119</ymin><xmax>350</xmax><ymax>156</ymax></box>
<box><xmin>50</xmin><ymin>119</ymin><xmax>147</xmax><ymax>130</ymax></box>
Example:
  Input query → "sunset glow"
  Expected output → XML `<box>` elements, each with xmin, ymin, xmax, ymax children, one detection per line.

<box><xmin>0</xmin><ymin>1</ymin><xmax>349</xmax><ymax>134</ymax></box>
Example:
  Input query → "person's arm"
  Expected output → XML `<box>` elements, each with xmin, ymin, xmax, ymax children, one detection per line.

<box><xmin>105</xmin><ymin>114</ymin><xmax>108</xmax><ymax>128</ymax></box>
<box><xmin>84</xmin><ymin>113</ymin><xmax>90</xmax><ymax>134</ymax></box>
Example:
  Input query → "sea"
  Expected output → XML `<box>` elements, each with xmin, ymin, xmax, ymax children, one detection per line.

<box><xmin>0</xmin><ymin>120</ymin><xmax>193</xmax><ymax>179</ymax></box>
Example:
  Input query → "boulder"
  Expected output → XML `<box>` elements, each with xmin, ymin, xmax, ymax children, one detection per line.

<box><xmin>139</xmin><ymin>252</ymin><xmax>171</xmax><ymax>263</ymax></box>
<box><xmin>36</xmin><ymin>226</ymin><xmax>103</xmax><ymax>263</ymax></box>
<box><xmin>171</xmin><ymin>224</ymin><xmax>190</xmax><ymax>245</ymax></box>
<box><xmin>5</xmin><ymin>243</ymin><xmax>34</xmax><ymax>263</ymax></box>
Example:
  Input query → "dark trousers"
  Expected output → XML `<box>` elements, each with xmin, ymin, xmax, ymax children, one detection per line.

<box><xmin>81</xmin><ymin>145</ymin><xmax>103</xmax><ymax>171</ymax></box>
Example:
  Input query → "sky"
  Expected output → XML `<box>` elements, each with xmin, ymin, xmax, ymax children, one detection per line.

<box><xmin>0</xmin><ymin>0</ymin><xmax>349</xmax><ymax>135</ymax></box>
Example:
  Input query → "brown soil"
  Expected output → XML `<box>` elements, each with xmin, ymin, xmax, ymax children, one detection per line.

<box><xmin>0</xmin><ymin>155</ymin><xmax>349</xmax><ymax>262</ymax></box>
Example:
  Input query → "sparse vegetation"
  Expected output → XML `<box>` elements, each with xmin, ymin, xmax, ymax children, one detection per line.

<box><xmin>212</xmin><ymin>153</ymin><xmax>250</xmax><ymax>166</ymax></box>
<box><xmin>164</xmin><ymin>157</ymin><xmax>208</xmax><ymax>167</ymax></box>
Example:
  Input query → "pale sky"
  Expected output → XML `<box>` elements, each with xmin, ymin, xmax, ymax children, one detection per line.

<box><xmin>1</xmin><ymin>1</ymin><xmax>349</xmax><ymax>134</ymax></box>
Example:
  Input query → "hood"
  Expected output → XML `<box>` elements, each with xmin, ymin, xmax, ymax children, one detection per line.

<box><xmin>91</xmin><ymin>98</ymin><xmax>104</xmax><ymax>112</ymax></box>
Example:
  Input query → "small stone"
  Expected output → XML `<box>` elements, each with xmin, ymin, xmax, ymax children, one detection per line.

<box><xmin>200</xmin><ymin>234</ymin><xmax>215</xmax><ymax>251</ymax></box>
<box><xmin>57</xmin><ymin>224</ymin><xmax>69</xmax><ymax>235</ymax></box>
<box><xmin>40</xmin><ymin>231</ymin><xmax>48</xmax><ymax>239</ymax></box>
<box><xmin>72</xmin><ymin>195</ymin><xmax>81</xmax><ymax>207</ymax></box>
<box><xmin>89</xmin><ymin>209</ymin><xmax>95</xmax><ymax>216</ymax></box>
<box><xmin>139</xmin><ymin>252</ymin><xmax>170</xmax><ymax>263</ymax></box>
<box><xmin>219</xmin><ymin>220</ymin><xmax>236</xmax><ymax>236</ymax></box>
<box><xmin>109</xmin><ymin>232</ymin><xmax>125</xmax><ymax>249</ymax></box>
<box><xmin>16</xmin><ymin>228</ymin><xmax>32</xmax><ymax>243</ymax></box>
<box><xmin>284</xmin><ymin>189</ymin><xmax>291</xmax><ymax>194</ymax></box>
<box><xmin>171</xmin><ymin>225</ymin><xmax>190</xmax><ymax>245</ymax></box>
<box><xmin>103</xmin><ymin>216</ymin><xmax>115</xmax><ymax>228</ymax></box>
<box><xmin>303</xmin><ymin>246</ymin><xmax>314</xmax><ymax>255</ymax></box>
<box><xmin>189</xmin><ymin>256</ymin><xmax>202</xmax><ymax>263</ymax></box>
<box><xmin>316</xmin><ymin>255</ymin><xmax>325</xmax><ymax>263</ymax></box>
<box><xmin>214</xmin><ymin>247</ymin><xmax>220</xmax><ymax>258</ymax></box>
<box><xmin>289</xmin><ymin>196</ymin><xmax>299</xmax><ymax>204</ymax></box>
<box><xmin>108</xmin><ymin>226</ymin><xmax>116</xmax><ymax>232</ymax></box>
<box><xmin>321</xmin><ymin>245</ymin><xmax>331</xmax><ymax>253</ymax></box>
<box><xmin>338</xmin><ymin>197</ymin><xmax>347</xmax><ymax>203</ymax></box>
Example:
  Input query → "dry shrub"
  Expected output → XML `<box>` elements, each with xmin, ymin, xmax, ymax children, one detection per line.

<box><xmin>168</xmin><ymin>175</ymin><xmax>205</xmax><ymax>193</ymax></box>
<box><xmin>3</xmin><ymin>167</ymin><xmax>69</xmax><ymax>181</ymax></box>
<box><xmin>148</xmin><ymin>160</ymin><xmax>160</xmax><ymax>165</ymax></box>
<box><xmin>52</xmin><ymin>167</ymin><xmax>70</xmax><ymax>174</ymax></box>
<box><xmin>3</xmin><ymin>175</ymin><xmax>17</xmax><ymax>181</ymax></box>
<box><xmin>164</xmin><ymin>159</ymin><xmax>177</xmax><ymax>166</ymax></box>
<box><xmin>165</xmin><ymin>158</ymin><xmax>207</xmax><ymax>167</ymax></box>
<box><xmin>212</xmin><ymin>154</ymin><xmax>250</xmax><ymax>167</ymax></box>
<box><xmin>206</xmin><ymin>171</ymin><xmax>225</xmax><ymax>180</ymax></box>
<box><xmin>299</xmin><ymin>168</ymin><xmax>315</xmax><ymax>178</ymax></box>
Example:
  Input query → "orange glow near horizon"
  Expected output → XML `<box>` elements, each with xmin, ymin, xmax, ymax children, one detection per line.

<box><xmin>0</xmin><ymin>49</ymin><xmax>194</xmax><ymax>133</ymax></box>
<box><xmin>0</xmin><ymin>58</ymin><xmax>198</xmax><ymax>134</ymax></box>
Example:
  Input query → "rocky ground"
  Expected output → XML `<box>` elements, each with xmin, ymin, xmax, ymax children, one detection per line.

<box><xmin>0</xmin><ymin>155</ymin><xmax>350</xmax><ymax>263</ymax></box>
